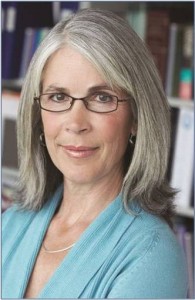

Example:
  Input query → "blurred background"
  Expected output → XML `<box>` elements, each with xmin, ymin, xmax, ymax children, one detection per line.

<box><xmin>1</xmin><ymin>2</ymin><xmax>194</xmax><ymax>297</ymax></box>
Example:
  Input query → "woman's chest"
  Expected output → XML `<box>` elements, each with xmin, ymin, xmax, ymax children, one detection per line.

<box><xmin>24</xmin><ymin>248</ymin><xmax>68</xmax><ymax>298</ymax></box>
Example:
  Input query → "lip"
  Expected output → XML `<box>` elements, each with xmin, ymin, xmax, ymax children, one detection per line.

<box><xmin>62</xmin><ymin>145</ymin><xmax>99</xmax><ymax>158</ymax></box>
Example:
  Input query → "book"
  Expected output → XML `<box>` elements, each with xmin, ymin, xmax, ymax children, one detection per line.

<box><xmin>165</xmin><ymin>23</ymin><xmax>178</xmax><ymax>97</ymax></box>
<box><xmin>171</xmin><ymin>108</ymin><xmax>194</xmax><ymax>208</ymax></box>
<box><xmin>178</xmin><ymin>25</ymin><xmax>193</xmax><ymax>100</ymax></box>
<box><xmin>2</xmin><ymin>2</ymin><xmax>53</xmax><ymax>80</ymax></box>
<box><xmin>1</xmin><ymin>2</ymin><xmax>9</xmax><ymax>75</ymax></box>
<box><xmin>52</xmin><ymin>1</ymin><xmax>79</xmax><ymax>23</ymax></box>
<box><xmin>179</xmin><ymin>68</ymin><xmax>193</xmax><ymax>100</ymax></box>
<box><xmin>126</xmin><ymin>3</ymin><xmax>147</xmax><ymax>40</ymax></box>
<box><xmin>19</xmin><ymin>27</ymin><xmax>50</xmax><ymax>79</ymax></box>
<box><xmin>2</xmin><ymin>91</ymin><xmax>20</xmax><ymax>207</ymax></box>
<box><xmin>190</xmin><ymin>174</ymin><xmax>194</xmax><ymax>208</ymax></box>
<box><xmin>19</xmin><ymin>28</ymin><xmax>35</xmax><ymax>79</ymax></box>
<box><xmin>184</xmin><ymin>232</ymin><xmax>194</xmax><ymax>298</ymax></box>
<box><xmin>2</xmin><ymin>90</ymin><xmax>20</xmax><ymax>135</ymax></box>
<box><xmin>170</xmin><ymin>24</ymin><xmax>183</xmax><ymax>98</ymax></box>
<box><xmin>175</xmin><ymin>224</ymin><xmax>187</xmax><ymax>249</ymax></box>
<box><xmin>175</xmin><ymin>224</ymin><xmax>194</xmax><ymax>298</ymax></box>
<box><xmin>171</xmin><ymin>24</ymin><xmax>193</xmax><ymax>99</ymax></box>
<box><xmin>60</xmin><ymin>1</ymin><xmax>79</xmax><ymax>19</ymax></box>
<box><xmin>167</xmin><ymin>107</ymin><xmax>179</xmax><ymax>181</ymax></box>
<box><xmin>2</xmin><ymin>2</ymin><xmax>17</xmax><ymax>79</ymax></box>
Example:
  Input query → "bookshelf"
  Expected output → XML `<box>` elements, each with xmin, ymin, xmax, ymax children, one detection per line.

<box><xmin>2</xmin><ymin>2</ymin><xmax>194</xmax><ymax>298</ymax></box>
<box><xmin>176</xmin><ymin>206</ymin><xmax>194</xmax><ymax>219</ymax></box>
<box><xmin>169</xmin><ymin>97</ymin><xmax>194</xmax><ymax>109</ymax></box>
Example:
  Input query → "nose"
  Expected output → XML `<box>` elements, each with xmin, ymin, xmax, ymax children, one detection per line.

<box><xmin>64</xmin><ymin>100</ymin><xmax>91</xmax><ymax>134</ymax></box>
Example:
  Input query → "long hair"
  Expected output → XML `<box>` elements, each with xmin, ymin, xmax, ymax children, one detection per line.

<box><xmin>15</xmin><ymin>9</ymin><xmax>175</xmax><ymax>224</ymax></box>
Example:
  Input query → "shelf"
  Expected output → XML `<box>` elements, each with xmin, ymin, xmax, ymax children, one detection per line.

<box><xmin>2</xmin><ymin>79</ymin><xmax>23</xmax><ymax>91</ymax></box>
<box><xmin>176</xmin><ymin>205</ymin><xmax>194</xmax><ymax>218</ymax></box>
<box><xmin>2</xmin><ymin>167</ymin><xmax>19</xmax><ymax>186</ymax></box>
<box><xmin>168</xmin><ymin>97</ymin><xmax>194</xmax><ymax>109</ymax></box>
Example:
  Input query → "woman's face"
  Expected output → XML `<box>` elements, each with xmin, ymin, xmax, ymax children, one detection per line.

<box><xmin>41</xmin><ymin>46</ymin><xmax>135</xmax><ymax>188</ymax></box>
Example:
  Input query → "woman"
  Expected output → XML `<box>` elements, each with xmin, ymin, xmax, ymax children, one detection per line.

<box><xmin>2</xmin><ymin>9</ymin><xmax>188</xmax><ymax>298</ymax></box>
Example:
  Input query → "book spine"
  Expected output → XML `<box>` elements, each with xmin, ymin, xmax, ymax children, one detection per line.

<box><xmin>52</xmin><ymin>2</ymin><xmax>79</xmax><ymax>22</ymax></box>
<box><xmin>60</xmin><ymin>2</ymin><xmax>79</xmax><ymax>20</ymax></box>
<box><xmin>179</xmin><ymin>69</ymin><xmax>193</xmax><ymax>100</ymax></box>
<box><xmin>171</xmin><ymin>108</ymin><xmax>194</xmax><ymax>208</ymax></box>
<box><xmin>19</xmin><ymin>27</ymin><xmax>50</xmax><ymax>79</ymax></box>
<box><xmin>2</xmin><ymin>3</ymin><xmax>17</xmax><ymax>79</ymax></box>
<box><xmin>175</xmin><ymin>224</ymin><xmax>194</xmax><ymax>299</ymax></box>
<box><xmin>165</xmin><ymin>23</ymin><xmax>178</xmax><ymax>97</ymax></box>
<box><xmin>52</xmin><ymin>2</ymin><xmax>61</xmax><ymax>24</ymax></box>
<box><xmin>167</xmin><ymin>107</ymin><xmax>179</xmax><ymax>181</ymax></box>
<box><xmin>9</xmin><ymin>2</ymin><xmax>54</xmax><ymax>80</ymax></box>
<box><xmin>175</xmin><ymin>224</ymin><xmax>187</xmax><ymax>249</ymax></box>
<box><xmin>19</xmin><ymin>28</ymin><xmax>35</xmax><ymax>79</ymax></box>
<box><xmin>1</xmin><ymin>2</ymin><xmax>7</xmax><ymax>58</ymax></box>
<box><xmin>39</xmin><ymin>27</ymin><xmax>50</xmax><ymax>42</ymax></box>
<box><xmin>126</xmin><ymin>3</ymin><xmax>147</xmax><ymax>40</ymax></box>
<box><xmin>184</xmin><ymin>232</ymin><xmax>194</xmax><ymax>298</ymax></box>
<box><xmin>178</xmin><ymin>25</ymin><xmax>193</xmax><ymax>100</ymax></box>
<box><xmin>171</xmin><ymin>25</ymin><xmax>183</xmax><ymax>98</ymax></box>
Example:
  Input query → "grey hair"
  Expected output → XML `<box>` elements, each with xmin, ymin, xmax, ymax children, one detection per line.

<box><xmin>16</xmin><ymin>9</ymin><xmax>175</xmax><ymax>224</ymax></box>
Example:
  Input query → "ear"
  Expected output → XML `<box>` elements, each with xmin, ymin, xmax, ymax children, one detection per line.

<box><xmin>130</xmin><ymin>121</ymin><xmax>137</xmax><ymax>136</ymax></box>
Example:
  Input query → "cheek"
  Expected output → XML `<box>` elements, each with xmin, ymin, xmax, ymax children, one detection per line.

<box><xmin>99</xmin><ymin>113</ymin><xmax>132</xmax><ymax>147</ymax></box>
<box><xmin>41</xmin><ymin>112</ymin><xmax>59</xmax><ymax>139</ymax></box>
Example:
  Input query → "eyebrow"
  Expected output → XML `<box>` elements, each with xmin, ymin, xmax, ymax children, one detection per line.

<box><xmin>43</xmin><ymin>84</ymin><xmax>115</xmax><ymax>94</ymax></box>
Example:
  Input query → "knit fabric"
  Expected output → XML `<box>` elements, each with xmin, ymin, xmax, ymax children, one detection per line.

<box><xmin>2</xmin><ymin>186</ymin><xmax>188</xmax><ymax>298</ymax></box>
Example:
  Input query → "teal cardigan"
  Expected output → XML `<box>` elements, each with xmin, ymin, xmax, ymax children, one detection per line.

<box><xmin>2</xmin><ymin>186</ymin><xmax>188</xmax><ymax>298</ymax></box>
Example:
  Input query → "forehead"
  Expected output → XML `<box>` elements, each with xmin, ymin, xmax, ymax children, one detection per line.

<box><xmin>42</xmin><ymin>46</ymin><xmax>102</xmax><ymax>79</ymax></box>
<box><xmin>41</xmin><ymin>46</ymin><xmax>116</xmax><ymax>94</ymax></box>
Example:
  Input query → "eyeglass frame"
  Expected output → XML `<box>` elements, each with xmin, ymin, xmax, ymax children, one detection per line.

<box><xmin>34</xmin><ymin>92</ymin><xmax>132</xmax><ymax>114</ymax></box>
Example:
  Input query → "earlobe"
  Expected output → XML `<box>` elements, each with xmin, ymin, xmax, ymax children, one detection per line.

<box><xmin>40</xmin><ymin>132</ymin><xmax>46</xmax><ymax>147</ymax></box>
<box><xmin>129</xmin><ymin>122</ymin><xmax>137</xmax><ymax>145</ymax></box>
<box><xmin>129</xmin><ymin>134</ymin><xmax>134</xmax><ymax>145</ymax></box>
<box><xmin>129</xmin><ymin>134</ymin><xmax>136</xmax><ymax>145</ymax></box>
<box><xmin>129</xmin><ymin>122</ymin><xmax>137</xmax><ymax>137</ymax></box>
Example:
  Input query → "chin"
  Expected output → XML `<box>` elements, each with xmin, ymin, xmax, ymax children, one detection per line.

<box><xmin>63</xmin><ymin>170</ymin><xmax>98</xmax><ymax>185</ymax></box>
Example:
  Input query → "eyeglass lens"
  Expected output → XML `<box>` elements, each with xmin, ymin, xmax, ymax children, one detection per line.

<box><xmin>39</xmin><ymin>93</ymin><xmax>118</xmax><ymax>113</ymax></box>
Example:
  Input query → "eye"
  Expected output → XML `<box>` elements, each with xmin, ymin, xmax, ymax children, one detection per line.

<box><xmin>93</xmin><ymin>93</ymin><xmax>115</xmax><ymax>103</ymax></box>
<box><xmin>47</xmin><ymin>93</ymin><xmax>69</xmax><ymax>102</ymax></box>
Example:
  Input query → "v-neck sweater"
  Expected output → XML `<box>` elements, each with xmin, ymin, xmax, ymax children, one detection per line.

<box><xmin>2</xmin><ymin>186</ymin><xmax>188</xmax><ymax>298</ymax></box>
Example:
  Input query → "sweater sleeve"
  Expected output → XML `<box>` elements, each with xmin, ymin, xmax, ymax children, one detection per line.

<box><xmin>107</xmin><ymin>229</ymin><xmax>188</xmax><ymax>299</ymax></box>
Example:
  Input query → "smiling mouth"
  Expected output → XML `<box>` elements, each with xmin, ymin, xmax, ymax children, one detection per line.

<box><xmin>62</xmin><ymin>145</ymin><xmax>99</xmax><ymax>158</ymax></box>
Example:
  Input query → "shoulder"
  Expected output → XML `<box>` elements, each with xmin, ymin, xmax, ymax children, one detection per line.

<box><xmin>125</xmin><ymin>207</ymin><xmax>186</xmax><ymax>272</ymax></box>
<box><xmin>2</xmin><ymin>185</ymin><xmax>63</xmax><ymax>238</ymax></box>
<box><xmin>124</xmin><ymin>202</ymin><xmax>178</xmax><ymax>248</ymax></box>
<box><xmin>2</xmin><ymin>205</ymin><xmax>35</xmax><ymax>226</ymax></box>
<box><xmin>2</xmin><ymin>205</ymin><xmax>31</xmax><ymax>227</ymax></box>
<box><xmin>2</xmin><ymin>205</ymin><xmax>37</xmax><ymax>267</ymax></box>
<box><xmin>108</xmin><ymin>207</ymin><xmax>188</xmax><ymax>298</ymax></box>
<box><xmin>2</xmin><ymin>205</ymin><xmax>36</xmax><ymax>243</ymax></box>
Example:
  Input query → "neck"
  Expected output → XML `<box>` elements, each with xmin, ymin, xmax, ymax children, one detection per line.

<box><xmin>56</xmin><ymin>170</ymin><xmax>123</xmax><ymax>224</ymax></box>
<box><xmin>43</xmin><ymin>171</ymin><xmax>123</xmax><ymax>255</ymax></box>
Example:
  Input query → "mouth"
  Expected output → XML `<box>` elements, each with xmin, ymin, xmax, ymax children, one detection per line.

<box><xmin>62</xmin><ymin>145</ymin><xmax>99</xmax><ymax>158</ymax></box>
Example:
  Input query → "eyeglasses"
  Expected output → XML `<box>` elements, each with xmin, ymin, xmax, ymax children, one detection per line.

<box><xmin>34</xmin><ymin>92</ymin><xmax>131</xmax><ymax>113</ymax></box>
